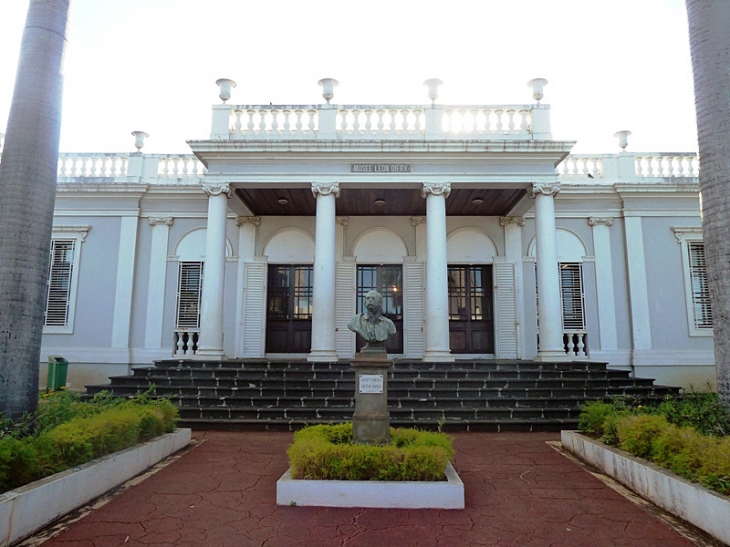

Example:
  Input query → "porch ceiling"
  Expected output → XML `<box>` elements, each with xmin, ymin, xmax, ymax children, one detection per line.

<box><xmin>234</xmin><ymin>187</ymin><xmax>527</xmax><ymax>217</ymax></box>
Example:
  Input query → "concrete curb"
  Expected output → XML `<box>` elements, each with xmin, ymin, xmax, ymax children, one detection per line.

<box><xmin>0</xmin><ymin>428</ymin><xmax>192</xmax><ymax>547</ymax></box>
<box><xmin>276</xmin><ymin>461</ymin><xmax>464</xmax><ymax>509</ymax></box>
<box><xmin>561</xmin><ymin>430</ymin><xmax>730</xmax><ymax>545</ymax></box>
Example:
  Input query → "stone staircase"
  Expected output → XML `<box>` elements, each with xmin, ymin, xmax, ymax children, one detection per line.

<box><xmin>85</xmin><ymin>358</ymin><xmax>680</xmax><ymax>432</ymax></box>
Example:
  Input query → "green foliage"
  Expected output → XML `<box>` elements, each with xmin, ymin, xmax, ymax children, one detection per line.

<box><xmin>657</xmin><ymin>391</ymin><xmax>730</xmax><ymax>437</ymax></box>
<box><xmin>0</xmin><ymin>394</ymin><xmax>178</xmax><ymax>493</ymax></box>
<box><xmin>616</xmin><ymin>414</ymin><xmax>669</xmax><ymax>459</ymax></box>
<box><xmin>287</xmin><ymin>423</ymin><xmax>455</xmax><ymax>481</ymax></box>
<box><xmin>578</xmin><ymin>394</ymin><xmax>730</xmax><ymax>496</ymax></box>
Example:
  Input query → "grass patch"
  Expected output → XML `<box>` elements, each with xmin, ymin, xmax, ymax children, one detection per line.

<box><xmin>287</xmin><ymin>423</ymin><xmax>454</xmax><ymax>481</ymax></box>
<box><xmin>0</xmin><ymin>391</ymin><xmax>177</xmax><ymax>493</ymax></box>
<box><xmin>578</xmin><ymin>393</ymin><xmax>730</xmax><ymax>496</ymax></box>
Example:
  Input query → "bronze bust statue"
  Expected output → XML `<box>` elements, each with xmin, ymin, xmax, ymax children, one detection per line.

<box><xmin>348</xmin><ymin>290</ymin><xmax>396</xmax><ymax>352</ymax></box>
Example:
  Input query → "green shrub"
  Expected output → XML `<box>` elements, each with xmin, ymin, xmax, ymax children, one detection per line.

<box><xmin>287</xmin><ymin>423</ymin><xmax>454</xmax><ymax>481</ymax></box>
<box><xmin>0</xmin><ymin>396</ymin><xmax>178</xmax><ymax>493</ymax></box>
<box><xmin>578</xmin><ymin>402</ymin><xmax>615</xmax><ymax>437</ymax></box>
<box><xmin>616</xmin><ymin>414</ymin><xmax>669</xmax><ymax>459</ymax></box>
<box><xmin>577</xmin><ymin>397</ymin><xmax>730</xmax><ymax>497</ymax></box>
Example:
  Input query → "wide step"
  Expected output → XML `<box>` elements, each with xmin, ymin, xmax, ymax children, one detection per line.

<box><xmin>85</xmin><ymin>358</ymin><xmax>679</xmax><ymax>432</ymax></box>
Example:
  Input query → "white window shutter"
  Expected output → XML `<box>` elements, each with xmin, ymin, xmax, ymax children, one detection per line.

<box><xmin>45</xmin><ymin>239</ymin><xmax>76</xmax><ymax>326</ymax></box>
<box><xmin>335</xmin><ymin>262</ymin><xmax>356</xmax><ymax>358</ymax></box>
<box><xmin>494</xmin><ymin>261</ymin><xmax>518</xmax><ymax>358</ymax></box>
<box><xmin>403</xmin><ymin>262</ymin><xmax>425</xmax><ymax>358</ymax></box>
<box><xmin>242</xmin><ymin>261</ymin><xmax>266</xmax><ymax>357</ymax></box>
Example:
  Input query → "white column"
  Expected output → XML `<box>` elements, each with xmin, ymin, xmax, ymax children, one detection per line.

<box><xmin>589</xmin><ymin>217</ymin><xmax>618</xmax><ymax>351</ymax></box>
<box><xmin>111</xmin><ymin>216</ymin><xmax>140</xmax><ymax>358</ymax></box>
<box><xmin>144</xmin><ymin>217</ymin><xmax>173</xmax><ymax>350</ymax></box>
<box><xmin>234</xmin><ymin>216</ymin><xmax>259</xmax><ymax>358</ymax></box>
<box><xmin>197</xmin><ymin>183</ymin><xmax>231</xmax><ymax>357</ymax></box>
<box><xmin>530</xmin><ymin>182</ymin><xmax>570</xmax><ymax>361</ymax></box>
<box><xmin>309</xmin><ymin>181</ymin><xmax>339</xmax><ymax>362</ymax></box>
<box><xmin>624</xmin><ymin>216</ymin><xmax>652</xmax><ymax>352</ymax></box>
<box><xmin>422</xmin><ymin>182</ymin><xmax>453</xmax><ymax>362</ymax></box>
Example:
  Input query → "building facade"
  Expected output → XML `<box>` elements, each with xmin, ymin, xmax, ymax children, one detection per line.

<box><xmin>25</xmin><ymin>79</ymin><xmax>712</xmax><ymax>390</ymax></box>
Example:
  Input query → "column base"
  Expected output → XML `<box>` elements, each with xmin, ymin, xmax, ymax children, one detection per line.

<box><xmin>308</xmin><ymin>350</ymin><xmax>339</xmax><ymax>362</ymax></box>
<box><xmin>534</xmin><ymin>350</ymin><xmax>573</xmax><ymax>362</ymax></box>
<box><xmin>423</xmin><ymin>350</ymin><xmax>454</xmax><ymax>362</ymax></box>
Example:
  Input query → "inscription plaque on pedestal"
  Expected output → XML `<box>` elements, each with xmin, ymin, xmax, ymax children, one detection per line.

<box><xmin>359</xmin><ymin>374</ymin><xmax>384</xmax><ymax>394</ymax></box>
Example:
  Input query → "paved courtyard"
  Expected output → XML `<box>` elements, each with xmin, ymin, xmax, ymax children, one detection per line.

<box><xmin>30</xmin><ymin>431</ymin><xmax>715</xmax><ymax>547</ymax></box>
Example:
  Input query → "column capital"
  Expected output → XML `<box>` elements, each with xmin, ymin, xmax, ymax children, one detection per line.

<box><xmin>311</xmin><ymin>181</ymin><xmax>340</xmax><ymax>198</ymax></box>
<box><xmin>588</xmin><ymin>217</ymin><xmax>614</xmax><ymax>227</ymax></box>
<box><xmin>147</xmin><ymin>216</ymin><xmax>173</xmax><ymax>227</ymax></box>
<box><xmin>203</xmin><ymin>183</ymin><xmax>232</xmax><ymax>198</ymax></box>
<box><xmin>528</xmin><ymin>182</ymin><xmax>560</xmax><ymax>198</ymax></box>
<box><xmin>236</xmin><ymin>216</ymin><xmax>261</xmax><ymax>226</ymax></box>
<box><xmin>411</xmin><ymin>216</ymin><xmax>426</xmax><ymax>226</ymax></box>
<box><xmin>421</xmin><ymin>181</ymin><xmax>451</xmax><ymax>198</ymax></box>
<box><xmin>499</xmin><ymin>216</ymin><xmax>525</xmax><ymax>227</ymax></box>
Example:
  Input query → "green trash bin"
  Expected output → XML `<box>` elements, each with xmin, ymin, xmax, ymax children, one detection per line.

<box><xmin>47</xmin><ymin>355</ymin><xmax>69</xmax><ymax>391</ymax></box>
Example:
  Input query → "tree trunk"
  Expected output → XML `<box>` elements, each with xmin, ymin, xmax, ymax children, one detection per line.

<box><xmin>0</xmin><ymin>0</ymin><xmax>71</xmax><ymax>419</ymax></box>
<box><xmin>686</xmin><ymin>0</ymin><xmax>730</xmax><ymax>406</ymax></box>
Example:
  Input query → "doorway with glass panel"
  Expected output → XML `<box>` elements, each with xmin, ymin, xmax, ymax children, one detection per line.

<box><xmin>448</xmin><ymin>265</ymin><xmax>494</xmax><ymax>353</ymax></box>
<box><xmin>356</xmin><ymin>265</ymin><xmax>403</xmax><ymax>353</ymax></box>
<box><xmin>266</xmin><ymin>265</ymin><xmax>313</xmax><ymax>353</ymax></box>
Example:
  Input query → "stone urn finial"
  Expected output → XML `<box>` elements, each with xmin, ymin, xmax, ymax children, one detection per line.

<box><xmin>131</xmin><ymin>131</ymin><xmax>149</xmax><ymax>152</ymax></box>
<box><xmin>614</xmin><ymin>130</ymin><xmax>632</xmax><ymax>151</ymax></box>
<box><xmin>215</xmin><ymin>78</ymin><xmax>237</xmax><ymax>103</ymax></box>
<box><xmin>423</xmin><ymin>78</ymin><xmax>443</xmax><ymax>104</ymax></box>
<box><xmin>318</xmin><ymin>78</ymin><xmax>339</xmax><ymax>104</ymax></box>
<box><xmin>527</xmin><ymin>78</ymin><xmax>548</xmax><ymax>103</ymax></box>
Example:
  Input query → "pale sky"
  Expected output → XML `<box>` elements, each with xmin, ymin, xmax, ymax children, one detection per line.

<box><xmin>0</xmin><ymin>0</ymin><xmax>697</xmax><ymax>155</ymax></box>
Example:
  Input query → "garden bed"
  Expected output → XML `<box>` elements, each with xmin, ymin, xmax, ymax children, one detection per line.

<box><xmin>276</xmin><ymin>460</ymin><xmax>464</xmax><ymax>508</ymax></box>
<box><xmin>562</xmin><ymin>430</ymin><xmax>730</xmax><ymax>545</ymax></box>
<box><xmin>0</xmin><ymin>428</ymin><xmax>191</xmax><ymax>547</ymax></box>
<box><xmin>278</xmin><ymin>423</ymin><xmax>464</xmax><ymax>508</ymax></box>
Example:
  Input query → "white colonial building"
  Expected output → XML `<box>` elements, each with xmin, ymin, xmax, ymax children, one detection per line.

<box><xmin>26</xmin><ymin>78</ymin><xmax>712</xmax><ymax>390</ymax></box>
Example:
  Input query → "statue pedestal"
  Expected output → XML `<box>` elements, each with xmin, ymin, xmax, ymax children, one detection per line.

<box><xmin>351</xmin><ymin>350</ymin><xmax>392</xmax><ymax>444</ymax></box>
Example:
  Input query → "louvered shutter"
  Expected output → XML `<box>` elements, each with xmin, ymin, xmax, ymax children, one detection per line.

<box><xmin>404</xmin><ymin>262</ymin><xmax>425</xmax><ymax>358</ymax></box>
<box><xmin>494</xmin><ymin>262</ymin><xmax>518</xmax><ymax>358</ymax></box>
<box><xmin>242</xmin><ymin>261</ymin><xmax>266</xmax><ymax>357</ymax></box>
<box><xmin>688</xmin><ymin>242</ymin><xmax>712</xmax><ymax>329</ymax></box>
<box><xmin>175</xmin><ymin>262</ymin><xmax>203</xmax><ymax>328</ymax></box>
<box><xmin>45</xmin><ymin>239</ymin><xmax>75</xmax><ymax>326</ymax></box>
<box><xmin>335</xmin><ymin>262</ymin><xmax>356</xmax><ymax>357</ymax></box>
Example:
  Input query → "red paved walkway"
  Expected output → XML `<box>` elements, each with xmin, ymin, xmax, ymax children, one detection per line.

<box><xmin>37</xmin><ymin>431</ymin><xmax>703</xmax><ymax>547</ymax></box>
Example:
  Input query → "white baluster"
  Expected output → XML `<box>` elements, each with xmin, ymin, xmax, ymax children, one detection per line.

<box><xmin>283</xmin><ymin>110</ymin><xmax>292</xmax><ymax>133</ymax></box>
<box><xmin>389</xmin><ymin>110</ymin><xmax>398</xmax><ymax>133</ymax></box>
<box><xmin>246</xmin><ymin>110</ymin><xmax>255</xmax><ymax>133</ymax></box>
<box><xmin>364</xmin><ymin>109</ymin><xmax>373</xmax><ymax>134</ymax></box>
<box><xmin>259</xmin><ymin>110</ymin><xmax>267</xmax><ymax>132</ymax></box>
<box><xmin>176</xmin><ymin>332</ymin><xmax>184</xmax><ymax>356</ymax></box>
<box><xmin>376</xmin><ymin>109</ymin><xmax>385</xmax><ymax>133</ymax></box>
<box><xmin>271</xmin><ymin>109</ymin><xmax>279</xmax><ymax>132</ymax></box>
<box><xmin>495</xmin><ymin>109</ymin><xmax>504</xmax><ymax>132</ymax></box>
<box><xmin>520</xmin><ymin>109</ymin><xmax>529</xmax><ymax>132</ymax></box>
<box><xmin>577</xmin><ymin>334</ymin><xmax>586</xmax><ymax>358</ymax></box>
<box><xmin>506</xmin><ymin>109</ymin><xmax>515</xmax><ymax>131</ymax></box>
<box><xmin>308</xmin><ymin>109</ymin><xmax>316</xmax><ymax>132</ymax></box>
<box><xmin>352</xmin><ymin>110</ymin><xmax>361</xmax><ymax>133</ymax></box>
<box><xmin>234</xmin><ymin>110</ymin><xmax>243</xmax><ymax>133</ymax></box>
<box><xmin>414</xmin><ymin>109</ymin><xmax>422</xmax><ymax>132</ymax></box>
<box><xmin>294</xmin><ymin>109</ymin><xmax>303</xmax><ymax>132</ymax></box>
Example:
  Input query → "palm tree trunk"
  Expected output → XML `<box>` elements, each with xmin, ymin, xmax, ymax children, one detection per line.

<box><xmin>0</xmin><ymin>0</ymin><xmax>71</xmax><ymax>419</ymax></box>
<box><xmin>686</xmin><ymin>0</ymin><xmax>730</xmax><ymax>406</ymax></box>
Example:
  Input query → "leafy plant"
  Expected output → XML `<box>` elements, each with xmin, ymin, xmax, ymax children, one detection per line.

<box><xmin>287</xmin><ymin>423</ymin><xmax>454</xmax><ymax>482</ymax></box>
